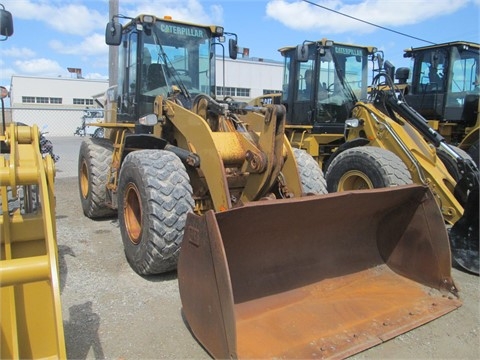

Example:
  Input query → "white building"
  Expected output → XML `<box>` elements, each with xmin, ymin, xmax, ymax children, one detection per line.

<box><xmin>9</xmin><ymin>75</ymin><xmax>109</xmax><ymax>136</ymax></box>
<box><xmin>217</xmin><ymin>57</ymin><xmax>283</xmax><ymax>99</ymax></box>
<box><xmin>8</xmin><ymin>56</ymin><xmax>283</xmax><ymax>136</ymax></box>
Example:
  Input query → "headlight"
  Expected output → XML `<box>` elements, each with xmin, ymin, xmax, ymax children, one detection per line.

<box><xmin>213</xmin><ymin>26</ymin><xmax>224</xmax><ymax>37</ymax></box>
<box><xmin>139</xmin><ymin>114</ymin><xmax>158</xmax><ymax>126</ymax></box>
<box><xmin>345</xmin><ymin>118</ymin><xmax>360</xmax><ymax>128</ymax></box>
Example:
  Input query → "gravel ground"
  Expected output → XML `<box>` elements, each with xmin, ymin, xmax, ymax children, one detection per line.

<box><xmin>52</xmin><ymin>137</ymin><xmax>479</xmax><ymax>359</ymax></box>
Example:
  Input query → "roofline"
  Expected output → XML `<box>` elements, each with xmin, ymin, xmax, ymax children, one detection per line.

<box><xmin>10</xmin><ymin>74</ymin><xmax>108</xmax><ymax>83</ymax></box>
<box><xmin>278</xmin><ymin>38</ymin><xmax>376</xmax><ymax>55</ymax></box>
<box><xmin>120</xmin><ymin>14</ymin><xmax>223</xmax><ymax>34</ymax></box>
<box><xmin>403</xmin><ymin>41</ymin><xmax>480</xmax><ymax>54</ymax></box>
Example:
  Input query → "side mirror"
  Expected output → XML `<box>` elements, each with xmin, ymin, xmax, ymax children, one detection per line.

<box><xmin>229</xmin><ymin>38</ymin><xmax>237</xmax><ymax>60</ymax></box>
<box><xmin>0</xmin><ymin>7</ymin><xmax>14</xmax><ymax>39</ymax></box>
<box><xmin>105</xmin><ymin>20</ymin><xmax>122</xmax><ymax>46</ymax></box>
<box><xmin>384</xmin><ymin>60</ymin><xmax>396</xmax><ymax>81</ymax></box>
<box><xmin>0</xmin><ymin>86</ymin><xmax>8</xmax><ymax>99</ymax></box>
<box><xmin>296</xmin><ymin>44</ymin><xmax>309</xmax><ymax>62</ymax></box>
<box><xmin>395</xmin><ymin>67</ymin><xmax>410</xmax><ymax>84</ymax></box>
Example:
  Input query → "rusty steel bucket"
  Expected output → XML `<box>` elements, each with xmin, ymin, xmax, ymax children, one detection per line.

<box><xmin>178</xmin><ymin>184</ymin><xmax>461</xmax><ymax>359</ymax></box>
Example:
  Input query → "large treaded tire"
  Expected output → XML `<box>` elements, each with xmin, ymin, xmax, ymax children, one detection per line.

<box><xmin>118</xmin><ymin>150</ymin><xmax>194</xmax><ymax>275</ymax></box>
<box><xmin>0</xmin><ymin>186</ymin><xmax>38</xmax><ymax>215</ymax></box>
<box><xmin>78</xmin><ymin>138</ymin><xmax>116</xmax><ymax>218</ymax></box>
<box><xmin>325</xmin><ymin>146</ymin><xmax>412</xmax><ymax>192</ymax></box>
<box><xmin>293</xmin><ymin>148</ymin><xmax>328</xmax><ymax>194</ymax></box>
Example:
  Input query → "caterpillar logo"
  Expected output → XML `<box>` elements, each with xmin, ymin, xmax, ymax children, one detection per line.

<box><xmin>160</xmin><ymin>24</ymin><xmax>205</xmax><ymax>38</ymax></box>
<box><xmin>334</xmin><ymin>46</ymin><xmax>363</xmax><ymax>56</ymax></box>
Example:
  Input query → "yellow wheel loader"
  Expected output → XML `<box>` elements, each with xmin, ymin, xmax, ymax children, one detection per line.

<box><xmin>260</xmin><ymin>39</ymin><xmax>478</xmax><ymax>275</ymax></box>
<box><xmin>80</xmin><ymin>16</ymin><xmax>461</xmax><ymax>358</ymax></box>
<box><xmin>0</xmin><ymin>6</ymin><xmax>66</xmax><ymax>359</ymax></box>
<box><xmin>79</xmin><ymin>14</ymin><xmax>328</xmax><ymax>276</ymax></box>
<box><xmin>402</xmin><ymin>41</ymin><xmax>479</xmax><ymax>165</ymax></box>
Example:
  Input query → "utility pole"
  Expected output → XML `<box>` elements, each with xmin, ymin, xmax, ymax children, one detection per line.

<box><xmin>108</xmin><ymin>0</ymin><xmax>119</xmax><ymax>87</ymax></box>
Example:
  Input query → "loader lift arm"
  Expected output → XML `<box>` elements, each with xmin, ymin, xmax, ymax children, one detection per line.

<box><xmin>1</xmin><ymin>124</ymin><xmax>66</xmax><ymax>359</ymax></box>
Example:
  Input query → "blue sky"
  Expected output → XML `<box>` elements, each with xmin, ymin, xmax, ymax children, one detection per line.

<box><xmin>1</xmin><ymin>0</ymin><xmax>479</xmax><ymax>90</ymax></box>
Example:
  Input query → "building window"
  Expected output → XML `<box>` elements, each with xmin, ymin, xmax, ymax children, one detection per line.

<box><xmin>36</xmin><ymin>97</ymin><xmax>49</xmax><ymax>104</ymax></box>
<box><xmin>217</xmin><ymin>86</ymin><xmax>235</xmax><ymax>96</ymax></box>
<box><xmin>236</xmin><ymin>88</ymin><xmax>250</xmax><ymax>97</ymax></box>
<box><xmin>73</xmin><ymin>98</ymin><xmax>85</xmax><ymax>105</ymax></box>
<box><xmin>22</xmin><ymin>96</ymin><xmax>35</xmax><ymax>103</ymax></box>
<box><xmin>85</xmin><ymin>99</ymin><xmax>94</xmax><ymax>105</ymax></box>
<box><xmin>50</xmin><ymin>97</ymin><xmax>62</xmax><ymax>104</ymax></box>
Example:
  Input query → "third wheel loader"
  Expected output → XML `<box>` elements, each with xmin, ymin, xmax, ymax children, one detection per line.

<box><xmin>78</xmin><ymin>16</ymin><xmax>461</xmax><ymax>358</ymax></box>
<box><xmin>402</xmin><ymin>41</ymin><xmax>479</xmax><ymax>165</ymax></box>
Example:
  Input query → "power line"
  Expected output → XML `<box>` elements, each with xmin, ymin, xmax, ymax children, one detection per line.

<box><xmin>301</xmin><ymin>0</ymin><xmax>436</xmax><ymax>45</ymax></box>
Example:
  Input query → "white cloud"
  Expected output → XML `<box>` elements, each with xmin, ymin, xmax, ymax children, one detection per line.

<box><xmin>14</xmin><ymin>58</ymin><xmax>66</xmax><ymax>77</ymax></box>
<box><xmin>119</xmin><ymin>0</ymin><xmax>224</xmax><ymax>25</ymax></box>
<box><xmin>0</xmin><ymin>61</ymin><xmax>16</xmax><ymax>84</ymax></box>
<box><xmin>2</xmin><ymin>47</ymin><xmax>36</xmax><ymax>58</ymax></box>
<box><xmin>3</xmin><ymin>0</ymin><xmax>105</xmax><ymax>35</ymax></box>
<box><xmin>49</xmin><ymin>34</ymin><xmax>108</xmax><ymax>56</ymax></box>
<box><xmin>265</xmin><ymin>0</ymin><xmax>471</xmax><ymax>34</ymax></box>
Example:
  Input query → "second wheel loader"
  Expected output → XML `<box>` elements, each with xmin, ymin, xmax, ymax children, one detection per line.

<box><xmin>260</xmin><ymin>39</ymin><xmax>479</xmax><ymax>275</ymax></box>
<box><xmin>78</xmin><ymin>15</ymin><xmax>461</xmax><ymax>359</ymax></box>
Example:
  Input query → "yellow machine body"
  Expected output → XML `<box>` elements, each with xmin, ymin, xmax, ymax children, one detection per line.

<box><xmin>0</xmin><ymin>124</ymin><xmax>66</xmax><ymax>359</ymax></box>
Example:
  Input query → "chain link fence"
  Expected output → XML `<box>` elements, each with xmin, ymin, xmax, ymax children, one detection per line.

<box><xmin>2</xmin><ymin>107</ymin><xmax>105</xmax><ymax>178</ymax></box>
<box><xmin>7</xmin><ymin>107</ymin><xmax>103</xmax><ymax>137</ymax></box>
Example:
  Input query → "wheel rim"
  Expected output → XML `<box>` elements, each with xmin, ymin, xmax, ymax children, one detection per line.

<box><xmin>124</xmin><ymin>183</ymin><xmax>142</xmax><ymax>245</ymax></box>
<box><xmin>80</xmin><ymin>160</ymin><xmax>89</xmax><ymax>199</ymax></box>
<box><xmin>337</xmin><ymin>170</ymin><xmax>374</xmax><ymax>191</ymax></box>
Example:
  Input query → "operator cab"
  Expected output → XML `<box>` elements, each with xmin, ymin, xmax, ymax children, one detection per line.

<box><xmin>279</xmin><ymin>40</ymin><xmax>373</xmax><ymax>133</ymax></box>
<box><xmin>404</xmin><ymin>42</ymin><xmax>480</xmax><ymax>128</ymax></box>
<box><xmin>105</xmin><ymin>14</ymin><xmax>237</xmax><ymax>124</ymax></box>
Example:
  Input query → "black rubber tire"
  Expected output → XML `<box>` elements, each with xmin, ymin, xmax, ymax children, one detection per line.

<box><xmin>292</xmin><ymin>148</ymin><xmax>328</xmax><ymax>194</ymax></box>
<box><xmin>0</xmin><ymin>185</ymin><xmax>38</xmax><ymax>215</ymax></box>
<box><xmin>118</xmin><ymin>150</ymin><xmax>194</xmax><ymax>275</ymax></box>
<box><xmin>466</xmin><ymin>140</ymin><xmax>479</xmax><ymax>168</ymax></box>
<box><xmin>438</xmin><ymin>145</ymin><xmax>473</xmax><ymax>181</ymax></box>
<box><xmin>78</xmin><ymin>138</ymin><xmax>116</xmax><ymax>218</ymax></box>
<box><xmin>325</xmin><ymin>146</ymin><xmax>412</xmax><ymax>192</ymax></box>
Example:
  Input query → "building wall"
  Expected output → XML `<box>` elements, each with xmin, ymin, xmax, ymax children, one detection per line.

<box><xmin>217</xmin><ymin>57</ymin><xmax>283</xmax><ymax>100</ymax></box>
<box><xmin>10</xmin><ymin>76</ymin><xmax>109</xmax><ymax>107</ymax></box>
<box><xmin>10</xmin><ymin>76</ymin><xmax>109</xmax><ymax>136</ymax></box>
